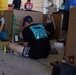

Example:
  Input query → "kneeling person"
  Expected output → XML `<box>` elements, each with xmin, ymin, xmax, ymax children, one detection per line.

<box><xmin>9</xmin><ymin>15</ymin><xmax>50</xmax><ymax>59</ymax></box>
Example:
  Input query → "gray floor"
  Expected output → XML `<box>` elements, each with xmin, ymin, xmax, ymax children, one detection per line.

<box><xmin>0</xmin><ymin>44</ymin><xmax>64</xmax><ymax>75</ymax></box>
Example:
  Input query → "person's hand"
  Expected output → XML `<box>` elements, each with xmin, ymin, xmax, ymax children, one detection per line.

<box><xmin>0</xmin><ymin>17</ymin><xmax>5</xmax><ymax>25</ymax></box>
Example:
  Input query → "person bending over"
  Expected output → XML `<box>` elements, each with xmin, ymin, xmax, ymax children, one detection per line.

<box><xmin>8</xmin><ymin>15</ymin><xmax>50</xmax><ymax>59</ymax></box>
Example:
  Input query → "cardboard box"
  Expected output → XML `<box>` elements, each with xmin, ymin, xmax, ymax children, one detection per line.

<box><xmin>0</xmin><ymin>10</ymin><xmax>43</xmax><ymax>42</ymax></box>
<box><xmin>42</xmin><ymin>14</ymin><xmax>62</xmax><ymax>40</ymax></box>
<box><xmin>65</xmin><ymin>7</ymin><xmax>76</xmax><ymax>64</ymax></box>
<box><xmin>0</xmin><ymin>10</ymin><xmax>13</xmax><ymax>41</ymax></box>
<box><xmin>13</xmin><ymin>10</ymin><xmax>43</xmax><ymax>36</ymax></box>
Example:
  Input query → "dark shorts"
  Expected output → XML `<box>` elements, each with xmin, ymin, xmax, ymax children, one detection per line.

<box><xmin>62</xmin><ymin>10</ymin><xmax>69</xmax><ymax>32</ymax></box>
<box><xmin>22</xmin><ymin>46</ymin><xmax>30</xmax><ymax>58</ymax></box>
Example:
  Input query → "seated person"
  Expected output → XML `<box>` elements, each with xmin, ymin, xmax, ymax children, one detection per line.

<box><xmin>0</xmin><ymin>17</ymin><xmax>8</xmax><ymax>41</ymax></box>
<box><xmin>45</xmin><ymin>15</ymin><xmax>55</xmax><ymax>40</ymax></box>
<box><xmin>45</xmin><ymin>15</ymin><xmax>58</xmax><ymax>54</ymax></box>
<box><xmin>8</xmin><ymin>15</ymin><xmax>50</xmax><ymax>59</ymax></box>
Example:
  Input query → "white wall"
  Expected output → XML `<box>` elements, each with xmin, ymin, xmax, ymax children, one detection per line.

<box><xmin>8</xmin><ymin>0</ymin><xmax>13</xmax><ymax>4</ymax></box>
<box><xmin>8</xmin><ymin>0</ymin><xmax>63</xmax><ymax>6</ymax></box>
<box><xmin>8</xmin><ymin>0</ymin><xmax>63</xmax><ymax>13</ymax></box>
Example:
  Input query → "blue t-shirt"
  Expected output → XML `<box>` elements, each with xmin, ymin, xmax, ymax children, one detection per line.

<box><xmin>65</xmin><ymin>0</ymin><xmax>76</xmax><ymax>10</ymax></box>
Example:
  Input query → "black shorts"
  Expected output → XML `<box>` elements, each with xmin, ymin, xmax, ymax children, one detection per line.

<box><xmin>62</xmin><ymin>10</ymin><xmax>69</xmax><ymax>32</ymax></box>
<box><xmin>22</xmin><ymin>46</ymin><xmax>30</xmax><ymax>58</ymax></box>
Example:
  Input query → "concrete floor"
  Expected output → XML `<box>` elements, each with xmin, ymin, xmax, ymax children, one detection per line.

<box><xmin>0</xmin><ymin>43</ymin><xmax>64</xmax><ymax>75</ymax></box>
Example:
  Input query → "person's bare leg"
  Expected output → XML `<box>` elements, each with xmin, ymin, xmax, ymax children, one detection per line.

<box><xmin>8</xmin><ymin>43</ymin><xmax>24</xmax><ymax>54</ymax></box>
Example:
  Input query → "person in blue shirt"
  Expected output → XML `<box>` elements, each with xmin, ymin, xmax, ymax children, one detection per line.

<box><xmin>62</xmin><ymin>0</ymin><xmax>76</xmax><ymax>32</ymax></box>
<box><xmin>64</xmin><ymin>0</ymin><xmax>76</xmax><ymax>11</ymax></box>
<box><xmin>61</xmin><ymin>0</ymin><xmax>76</xmax><ymax>45</ymax></box>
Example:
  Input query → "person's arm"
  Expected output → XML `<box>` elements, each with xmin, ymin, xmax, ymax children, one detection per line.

<box><xmin>21</xmin><ymin>41</ymin><xmax>28</xmax><ymax>46</ymax></box>
<box><xmin>0</xmin><ymin>24</ymin><xmax>4</xmax><ymax>32</ymax></box>
<box><xmin>0</xmin><ymin>18</ymin><xmax>5</xmax><ymax>32</ymax></box>
<box><xmin>46</xmin><ymin>31</ymin><xmax>51</xmax><ymax>35</ymax></box>
<box><xmin>22</xmin><ymin>28</ymin><xmax>29</xmax><ymax>46</ymax></box>
<box><xmin>12</xmin><ymin>0</ymin><xmax>16</xmax><ymax>8</ymax></box>
<box><xmin>19</xmin><ymin>31</ymin><xmax>28</xmax><ymax>46</ymax></box>
<box><xmin>30</xmin><ymin>3</ymin><xmax>33</xmax><ymax>10</ymax></box>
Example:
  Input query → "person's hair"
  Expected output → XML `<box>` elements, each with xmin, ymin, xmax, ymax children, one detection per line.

<box><xmin>27</xmin><ymin>0</ymin><xmax>31</xmax><ymax>2</ymax></box>
<box><xmin>23</xmin><ymin>15</ymin><xmax>33</xmax><ymax>26</ymax></box>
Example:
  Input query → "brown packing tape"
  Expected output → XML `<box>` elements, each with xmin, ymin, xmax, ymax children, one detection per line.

<box><xmin>0</xmin><ymin>10</ymin><xmax>13</xmax><ymax>41</ymax></box>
